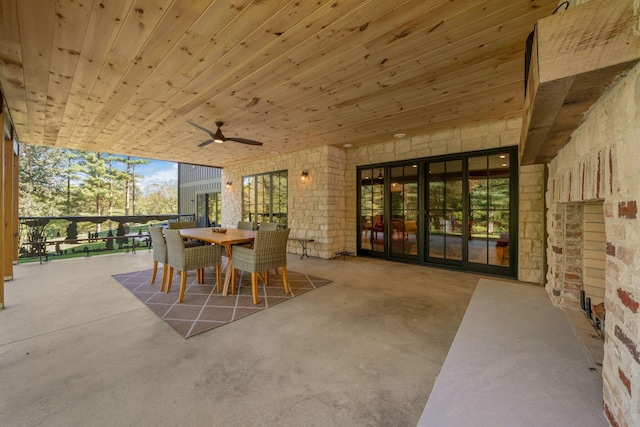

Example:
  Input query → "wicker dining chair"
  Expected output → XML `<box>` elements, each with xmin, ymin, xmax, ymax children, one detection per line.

<box><xmin>168</xmin><ymin>220</ymin><xmax>203</xmax><ymax>245</ymax></box>
<box><xmin>164</xmin><ymin>229</ymin><xmax>223</xmax><ymax>302</ymax></box>
<box><xmin>237</xmin><ymin>221</ymin><xmax>256</xmax><ymax>230</ymax></box>
<box><xmin>258</xmin><ymin>222</ymin><xmax>278</xmax><ymax>230</ymax></box>
<box><xmin>148</xmin><ymin>226</ymin><xmax>169</xmax><ymax>291</ymax></box>
<box><xmin>232</xmin><ymin>228</ymin><xmax>291</xmax><ymax>305</ymax></box>
<box><xmin>257</xmin><ymin>222</ymin><xmax>280</xmax><ymax>273</ymax></box>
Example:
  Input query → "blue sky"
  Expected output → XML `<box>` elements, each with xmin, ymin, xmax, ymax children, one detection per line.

<box><xmin>136</xmin><ymin>159</ymin><xmax>178</xmax><ymax>191</ymax></box>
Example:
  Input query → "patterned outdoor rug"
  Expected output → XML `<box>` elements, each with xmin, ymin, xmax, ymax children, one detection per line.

<box><xmin>112</xmin><ymin>263</ymin><xmax>331</xmax><ymax>338</ymax></box>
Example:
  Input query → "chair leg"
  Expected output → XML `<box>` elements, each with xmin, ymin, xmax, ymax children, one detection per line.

<box><xmin>232</xmin><ymin>268</ymin><xmax>238</xmax><ymax>295</ymax></box>
<box><xmin>166</xmin><ymin>267</ymin><xmax>174</xmax><ymax>293</ymax></box>
<box><xmin>160</xmin><ymin>264</ymin><xmax>168</xmax><ymax>292</ymax></box>
<box><xmin>264</xmin><ymin>270</ymin><xmax>269</xmax><ymax>286</ymax></box>
<box><xmin>179</xmin><ymin>271</ymin><xmax>188</xmax><ymax>302</ymax></box>
<box><xmin>251</xmin><ymin>272</ymin><xmax>259</xmax><ymax>305</ymax></box>
<box><xmin>151</xmin><ymin>260</ymin><xmax>158</xmax><ymax>284</ymax></box>
<box><xmin>282</xmin><ymin>266</ymin><xmax>291</xmax><ymax>295</ymax></box>
<box><xmin>197</xmin><ymin>268</ymin><xmax>203</xmax><ymax>284</ymax></box>
<box><xmin>215</xmin><ymin>265</ymin><xmax>222</xmax><ymax>293</ymax></box>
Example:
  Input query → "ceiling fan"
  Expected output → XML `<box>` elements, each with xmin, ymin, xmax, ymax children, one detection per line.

<box><xmin>188</xmin><ymin>120</ymin><xmax>264</xmax><ymax>147</ymax></box>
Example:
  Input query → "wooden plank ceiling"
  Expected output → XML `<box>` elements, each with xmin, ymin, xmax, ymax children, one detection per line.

<box><xmin>0</xmin><ymin>0</ymin><xmax>558</xmax><ymax>167</ymax></box>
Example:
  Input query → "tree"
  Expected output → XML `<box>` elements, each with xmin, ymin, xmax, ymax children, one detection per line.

<box><xmin>118</xmin><ymin>156</ymin><xmax>148</xmax><ymax>215</ymax></box>
<box><xmin>65</xmin><ymin>221</ymin><xmax>78</xmax><ymax>243</ymax></box>
<box><xmin>116</xmin><ymin>222</ymin><xmax>129</xmax><ymax>249</ymax></box>
<box><xmin>105</xmin><ymin>230</ymin><xmax>114</xmax><ymax>250</ymax></box>
<box><xmin>74</xmin><ymin>151</ymin><xmax>128</xmax><ymax>231</ymax></box>
<box><xmin>136</xmin><ymin>181</ymin><xmax>178</xmax><ymax>214</ymax></box>
<box><xmin>61</xmin><ymin>151</ymin><xmax>82</xmax><ymax>215</ymax></box>
<box><xmin>19</xmin><ymin>144</ymin><xmax>177</xmax><ymax>224</ymax></box>
<box><xmin>19</xmin><ymin>145</ymin><xmax>67</xmax><ymax>216</ymax></box>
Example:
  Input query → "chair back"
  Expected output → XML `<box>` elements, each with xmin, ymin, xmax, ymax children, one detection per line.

<box><xmin>258</xmin><ymin>222</ymin><xmax>278</xmax><ymax>231</ymax></box>
<box><xmin>252</xmin><ymin>228</ymin><xmax>291</xmax><ymax>270</ymax></box>
<box><xmin>237</xmin><ymin>221</ymin><xmax>255</xmax><ymax>230</ymax></box>
<box><xmin>148</xmin><ymin>226</ymin><xmax>167</xmax><ymax>263</ymax></box>
<box><xmin>404</xmin><ymin>220</ymin><xmax>417</xmax><ymax>233</ymax></box>
<box><xmin>168</xmin><ymin>221</ymin><xmax>197</xmax><ymax>230</ymax></box>
<box><xmin>164</xmin><ymin>229</ymin><xmax>187</xmax><ymax>269</ymax></box>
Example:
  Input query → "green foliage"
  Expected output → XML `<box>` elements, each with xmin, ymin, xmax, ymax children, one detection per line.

<box><xmin>116</xmin><ymin>222</ymin><xmax>129</xmax><ymax>248</ymax></box>
<box><xmin>66</xmin><ymin>221</ymin><xmax>78</xmax><ymax>242</ymax></box>
<box><xmin>136</xmin><ymin>181</ymin><xmax>178</xmax><ymax>215</ymax></box>
<box><xmin>105</xmin><ymin>230</ymin><xmax>114</xmax><ymax>250</ymax></box>
<box><xmin>19</xmin><ymin>145</ymin><xmax>68</xmax><ymax>216</ymax></box>
<box><xmin>19</xmin><ymin>145</ymin><xmax>177</xmax><ymax>219</ymax></box>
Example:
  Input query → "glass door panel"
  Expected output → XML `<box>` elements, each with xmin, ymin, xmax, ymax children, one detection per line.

<box><xmin>428</xmin><ymin>160</ymin><xmax>463</xmax><ymax>263</ymax></box>
<box><xmin>196</xmin><ymin>194</ymin><xmax>207</xmax><ymax>227</ymax></box>
<box><xmin>359</xmin><ymin>168</ymin><xmax>385</xmax><ymax>254</ymax></box>
<box><xmin>390</xmin><ymin>164</ymin><xmax>419</xmax><ymax>258</ymax></box>
<box><xmin>207</xmin><ymin>193</ymin><xmax>221</xmax><ymax>226</ymax></box>
<box><xmin>468</xmin><ymin>153</ymin><xmax>511</xmax><ymax>267</ymax></box>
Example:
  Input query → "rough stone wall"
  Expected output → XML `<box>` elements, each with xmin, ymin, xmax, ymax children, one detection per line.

<box><xmin>546</xmin><ymin>62</ymin><xmax>640</xmax><ymax>427</ymax></box>
<box><xmin>519</xmin><ymin>164</ymin><xmax>546</xmax><ymax>283</ymax></box>
<box><xmin>222</xmin><ymin>145</ymin><xmax>346</xmax><ymax>259</ymax></box>
<box><xmin>344</xmin><ymin>118</ymin><xmax>546</xmax><ymax>284</ymax></box>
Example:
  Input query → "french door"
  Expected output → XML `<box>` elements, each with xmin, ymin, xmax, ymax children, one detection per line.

<box><xmin>196</xmin><ymin>192</ymin><xmax>221</xmax><ymax>227</ymax></box>
<box><xmin>427</xmin><ymin>159</ymin><xmax>464</xmax><ymax>264</ymax></box>
<box><xmin>358</xmin><ymin>148</ymin><xmax>517</xmax><ymax>277</ymax></box>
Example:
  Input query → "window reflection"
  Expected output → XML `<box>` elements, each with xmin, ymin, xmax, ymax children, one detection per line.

<box><xmin>359</xmin><ymin>168</ymin><xmax>384</xmax><ymax>253</ymax></box>
<box><xmin>242</xmin><ymin>171</ymin><xmax>288</xmax><ymax>228</ymax></box>
<box><xmin>468</xmin><ymin>153</ymin><xmax>510</xmax><ymax>266</ymax></box>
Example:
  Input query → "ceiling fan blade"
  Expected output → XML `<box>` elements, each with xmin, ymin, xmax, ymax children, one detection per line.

<box><xmin>187</xmin><ymin>120</ymin><xmax>216</xmax><ymax>138</ymax></box>
<box><xmin>198</xmin><ymin>139</ymin><xmax>214</xmax><ymax>147</ymax></box>
<box><xmin>226</xmin><ymin>137</ymin><xmax>264</xmax><ymax>146</ymax></box>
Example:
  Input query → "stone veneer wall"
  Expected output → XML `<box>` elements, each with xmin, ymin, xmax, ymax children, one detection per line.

<box><xmin>222</xmin><ymin>118</ymin><xmax>546</xmax><ymax>283</ymax></box>
<box><xmin>344</xmin><ymin>118</ymin><xmax>546</xmax><ymax>284</ymax></box>
<box><xmin>221</xmin><ymin>145</ymin><xmax>346</xmax><ymax>259</ymax></box>
<box><xmin>546</xmin><ymin>62</ymin><xmax>640</xmax><ymax>427</ymax></box>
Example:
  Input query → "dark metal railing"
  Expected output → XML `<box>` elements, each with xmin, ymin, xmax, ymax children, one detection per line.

<box><xmin>19</xmin><ymin>214</ymin><xmax>195</xmax><ymax>262</ymax></box>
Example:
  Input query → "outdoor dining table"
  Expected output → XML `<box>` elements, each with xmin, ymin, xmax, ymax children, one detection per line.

<box><xmin>178</xmin><ymin>227</ymin><xmax>255</xmax><ymax>296</ymax></box>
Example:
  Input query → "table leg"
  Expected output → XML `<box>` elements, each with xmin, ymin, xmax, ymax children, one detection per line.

<box><xmin>222</xmin><ymin>243</ymin><xmax>233</xmax><ymax>296</ymax></box>
<box><xmin>300</xmin><ymin>240</ymin><xmax>311</xmax><ymax>259</ymax></box>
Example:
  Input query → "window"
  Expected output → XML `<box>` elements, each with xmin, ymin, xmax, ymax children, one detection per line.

<box><xmin>242</xmin><ymin>170</ymin><xmax>288</xmax><ymax>227</ymax></box>
<box><xmin>196</xmin><ymin>192</ymin><xmax>221</xmax><ymax>227</ymax></box>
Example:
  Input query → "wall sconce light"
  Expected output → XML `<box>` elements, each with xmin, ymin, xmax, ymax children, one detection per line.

<box><xmin>300</xmin><ymin>170</ymin><xmax>309</xmax><ymax>183</ymax></box>
<box><xmin>226</xmin><ymin>181</ymin><xmax>233</xmax><ymax>189</ymax></box>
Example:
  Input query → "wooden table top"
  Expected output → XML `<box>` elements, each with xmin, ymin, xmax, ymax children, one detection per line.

<box><xmin>178</xmin><ymin>227</ymin><xmax>255</xmax><ymax>246</ymax></box>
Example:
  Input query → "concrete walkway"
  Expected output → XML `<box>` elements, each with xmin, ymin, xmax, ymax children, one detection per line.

<box><xmin>1</xmin><ymin>252</ymin><xmax>477</xmax><ymax>426</ymax></box>
<box><xmin>418</xmin><ymin>278</ymin><xmax>606</xmax><ymax>426</ymax></box>
<box><xmin>0</xmin><ymin>253</ymin><xmax>604</xmax><ymax>426</ymax></box>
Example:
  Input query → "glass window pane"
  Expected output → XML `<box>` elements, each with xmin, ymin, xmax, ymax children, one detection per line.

<box><xmin>468</xmin><ymin>153</ymin><xmax>511</xmax><ymax>267</ymax></box>
<box><xmin>208</xmin><ymin>193</ymin><xmax>220</xmax><ymax>226</ymax></box>
<box><xmin>359</xmin><ymin>167</ymin><xmax>384</xmax><ymax>252</ymax></box>
<box><xmin>242</xmin><ymin>176</ymin><xmax>255</xmax><ymax>222</ymax></box>
<box><xmin>390</xmin><ymin>164</ymin><xmax>419</xmax><ymax>257</ymax></box>
<box><xmin>242</xmin><ymin>171</ymin><xmax>287</xmax><ymax>227</ymax></box>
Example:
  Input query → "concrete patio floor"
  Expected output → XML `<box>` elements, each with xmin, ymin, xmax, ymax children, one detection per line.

<box><xmin>0</xmin><ymin>252</ymin><xmax>602</xmax><ymax>426</ymax></box>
